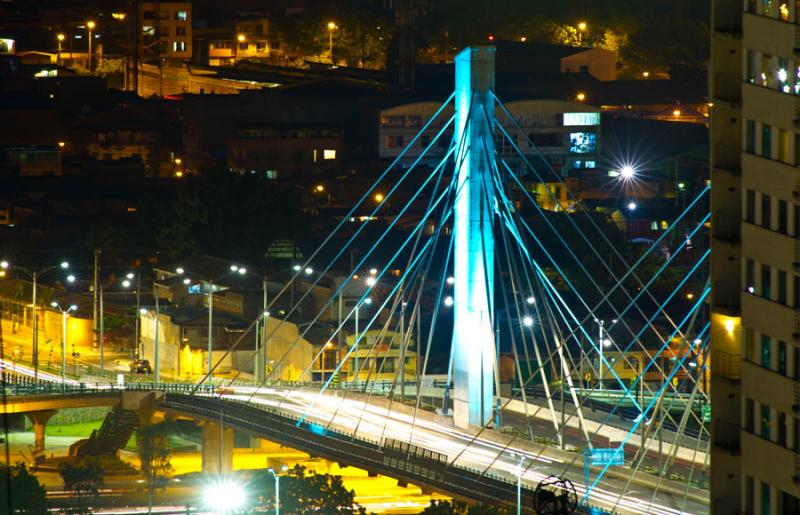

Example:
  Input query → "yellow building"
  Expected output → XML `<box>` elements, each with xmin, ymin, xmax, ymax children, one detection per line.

<box><xmin>341</xmin><ymin>329</ymin><xmax>417</xmax><ymax>383</ymax></box>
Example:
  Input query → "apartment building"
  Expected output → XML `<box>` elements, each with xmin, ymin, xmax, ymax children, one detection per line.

<box><xmin>710</xmin><ymin>0</ymin><xmax>800</xmax><ymax>513</ymax></box>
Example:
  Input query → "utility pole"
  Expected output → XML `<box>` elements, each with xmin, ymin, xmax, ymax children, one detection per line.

<box><xmin>99</xmin><ymin>286</ymin><xmax>104</xmax><ymax>372</ymax></box>
<box><xmin>207</xmin><ymin>283</ymin><xmax>214</xmax><ymax>376</ymax></box>
<box><xmin>31</xmin><ymin>272</ymin><xmax>38</xmax><ymax>379</ymax></box>
<box><xmin>93</xmin><ymin>249</ymin><xmax>99</xmax><ymax>350</ymax></box>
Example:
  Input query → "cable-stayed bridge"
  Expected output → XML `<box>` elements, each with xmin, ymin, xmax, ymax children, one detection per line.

<box><xmin>2</xmin><ymin>46</ymin><xmax>710</xmax><ymax>514</ymax></box>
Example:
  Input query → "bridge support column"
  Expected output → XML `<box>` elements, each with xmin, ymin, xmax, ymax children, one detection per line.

<box><xmin>201</xmin><ymin>422</ymin><xmax>233</xmax><ymax>475</ymax></box>
<box><xmin>25</xmin><ymin>410</ymin><xmax>56</xmax><ymax>459</ymax></box>
<box><xmin>451</xmin><ymin>46</ymin><xmax>497</xmax><ymax>430</ymax></box>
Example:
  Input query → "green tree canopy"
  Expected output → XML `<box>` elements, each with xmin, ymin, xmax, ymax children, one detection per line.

<box><xmin>0</xmin><ymin>463</ymin><xmax>48</xmax><ymax>514</ymax></box>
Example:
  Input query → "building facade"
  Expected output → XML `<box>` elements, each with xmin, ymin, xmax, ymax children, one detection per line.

<box><xmin>378</xmin><ymin>100</ymin><xmax>601</xmax><ymax>176</ymax></box>
<box><xmin>711</xmin><ymin>0</ymin><xmax>800</xmax><ymax>513</ymax></box>
<box><xmin>140</xmin><ymin>2</ymin><xmax>192</xmax><ymax>63</ymax></box>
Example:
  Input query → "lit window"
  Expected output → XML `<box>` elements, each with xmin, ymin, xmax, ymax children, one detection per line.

<box><xmin>650</xmin><ymin>221</ymin><xmax>658</xmax><ymax>231</ymax></box>
<box><xmin>172</xmin><ymin>41</ymin><xmax>186</xmax><ymax>52</ymax></box>
<box><xmin>584</xmin><ymin>160</ymin><xmax>596</xmax><ymax>168</ymax></box>
<box><xmin>323</xmin><ymin>149</ymin><xmax>336</xmax><ymax>160</ymax></box>
<box><xmin>175</xmin><ymin>11</ymin><xmax>188</xmax><ymax>21</ymax></box>
<box><xmin>265</xmin><ymin>170</ymin><xmax>278</xmax><ymax>180</ymax></box>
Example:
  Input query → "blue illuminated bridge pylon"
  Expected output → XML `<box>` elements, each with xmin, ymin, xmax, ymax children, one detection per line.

<box><xmin>189</xmin><ymin>46</ymin><xmax>712</xmax><ymax>513</ymax></box>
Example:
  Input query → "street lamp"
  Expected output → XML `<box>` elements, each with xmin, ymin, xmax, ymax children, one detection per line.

<box><xmin>235</xmin><ymin>33</ymin><xmax>246</xmax><ymax>63</ymax></box>
<box><xmin>180</xmin><ymin>264</ymin><xmax>247</xmax><ymax>376</ymax></box>
<box><xmin>268</xmin><ymin>465</ymin><xmax>289</xmax><ymax>515</ymax></box>
<box><xmin>577</xmin><ymin>21</ymin><xmax>587</xmax><ymax>45</ymax></box>
<box><xmin>620</xmin><ymin>165</ymin><xmax>636</xmax><ymax>180</ymax></box>
<box><xmin>204</xmin><ymin>479</ymin><xmax>247</xmax><ymax>513</ymax></box>
<box><xmin>57</xmin><ymin>33</ymin><xmax>65</xmax><ymax>65</ymax></box>
<box><xmin>120</xmin><ymin>271</ymin><xmax>145</xmax><ymax>359</ymax></box>
<box><xmin>1</xmin><ymin>260</ymin><xmax>70</xmax><ymax>378</ymax></box>
<box><xmin>327</xmin><ymin>22</ymin><xmax>337</xmax><ymax>64</ymax></box>
<box><xmin>511</xmin><ymin>453</ymin><xmax>526</xmax><ymax>515</ymax></box>
<box><xmin>51</xmin><ymin>301</ymin><xmax>77</xmax><ymax>382</ymax></box>
<box><xmin>86</xmin><ymin>21</ymin><xmax>96</xmax><ymax>71</ymax></box>
<box><xmin>139</xmin><ymin>297</ymin><xmax>160</xmax><ymax>386</ymax></box>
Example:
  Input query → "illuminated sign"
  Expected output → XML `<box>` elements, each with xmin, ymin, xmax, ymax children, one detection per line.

<box><xmin>569</xmin><ymin>132</ymin><xmax>596</xmax><ymax>154</ymax></box>
<box><xmin>563</xmin><ymin>112</ymin><xmax>600</xmax><ymax>126</ymax></box>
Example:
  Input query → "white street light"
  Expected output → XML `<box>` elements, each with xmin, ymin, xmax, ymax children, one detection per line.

<box><xmin>66</xmin><ymin>274</ymin><xmax>76</xmax><ymax>283</ymax></box>
<box><xmin>122</xmin><ymin>279</ymin><xmax>131</xmax><ymax>288</ymax></box>
<box><xmin>522</xmin><ymin>316</ymin><xmax>534</xmax><ymax>327</ymax></box>
<box><xmin>627</xmin><ymin>201</ymin><xmax>637</xmax><ymax>211</ymax></box>
<box><xmin>126</xmin><ymin>272</ymin><xmax>134</xmax><ymax>280</ymax></box>
<box><xmin>176</xmin><ymin>267</ymin><xmax>184</xmax><ymax>274</ymax></box>
<box><xmin>365</xmin><ymin>276</ymin><xmax>377</xmax><ymax>287</ymax></box>
<box><xmin>268</xmin><ymin>465</ymin><xmax>289</xmax><ymax>515</ymax></box>
<box><xmin>363</xmin><ymin>297</ymin><xmax>373</xmax><ymax>305</ymax></box>
<box><xmin>443</xmin><ymin>296</ymin><xmax>453</xmax><ymax>307</ymax></box>
<box><xmin>525</xmin><ymin>296</ymin><xmax>535</xmax><ymax>304</ymax></box>
<box><xmin>620</xmin><ymin>165</ymin><xmax>635</xmax><ymax>179</ymax></box>
<box><xmin>304</xmin><ymin>267</ymin><xmax>313</xmax><ymax>275</ymax></box>
<box><xmin>446</xmin><ymin>276</ymin><xmax>455</xmax><ymax>285</ymax></box>
<box><xmin>183</xmin><ymin>278</ymin><xmax>191</xmax><ymax>285</ymax></box>
<box><xmin>230</xmin><ymin>265</ymin><xmax>239</xmax><ymax>272</ymax></box>
<box><xmin>292</xmin><ymin>264</ymin><xmax>302</xmax><ymax>272</ymax></box>
<box><xmin>60</xmin><ymin>261</ymin><xmax>69</xmax><ymax>269</ymax></box>
<box><xmin>204</xmin><ymin>479</ymin><xmax>247</xmax><ymax>513</ymax></box>
<box><xmin>0</xmin><ymin>260</ymin><xmax>8</xmax><ymax>269</ymax></box>
<box><xmin>51</xmin><ymin>301</ymin><xmax>77</xmax><ymax>381</ymax></box>
<box><xmin>369</xmin><ymin>268</ymin><xmax>377</xmax><ymax>275</ymax></box>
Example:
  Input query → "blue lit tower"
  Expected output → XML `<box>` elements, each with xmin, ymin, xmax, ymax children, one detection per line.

<box><xmin>451</xmin><ymin>47</ymin><xmax>497</xmax><ymax>429</ymax></box>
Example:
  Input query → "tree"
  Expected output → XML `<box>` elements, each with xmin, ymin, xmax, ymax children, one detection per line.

<box><xmin>59</xmin><ymin>458</ymin><xmax>104</xmax><ymax>514</ymax></box>
<box><xmin>137</xmin><ymin>420</ymin><xmax>175</xmax><ymax>508</ymax></box>
<box><xmin>253</xmin><ymin>465</ymin><xmax>365</xmax><ymax>514</ymax></box>
<box><xmin>281</xmin><ymin>2</ymin><xmax>394</xmax><ymax>68</ymax></box>
<box><xmin>0</xmin><ymin>463</ymin><xmax>48</xmax><ymax>514</ymax></box>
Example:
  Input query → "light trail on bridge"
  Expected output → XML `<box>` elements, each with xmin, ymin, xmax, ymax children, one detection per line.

<box><xmin>219</xmin><ymin>386</ymin><xmax>704</xmax><ymax>515</ymax></box>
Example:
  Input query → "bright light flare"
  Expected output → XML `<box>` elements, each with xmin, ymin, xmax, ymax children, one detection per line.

<box><xmin>443</xmin><ymin>296</ymin><xmax>453</xmax><ymax>307</ymax></box>
<box><xmin>365</xmin><ymin>276</ymin><xmax>376</xmax><ymax>287</ymax></box>
<box><xmin>203</xmin><ymin>480</ymin><xmax>247</xmax><ymax>513</ymax></box>
<box><xmin>620</xmin><ymin>165</ymin><xmax>635</xmax><ymax>179</ymax></box>
<box><xmin>522</xmin><ymin>316</ymin><xmax>534</xmax><ymax>327</ymax></box>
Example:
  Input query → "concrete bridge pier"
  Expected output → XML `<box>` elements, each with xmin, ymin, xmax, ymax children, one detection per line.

<box><xmin>201</xmin><ymin>421</ymin><xmax>233</xmax><ymax>475</ymax></box>
<box><xmin>25</xmin><ymin>410</ymin><xmax>56</xmax><ymax>459</ymax></box>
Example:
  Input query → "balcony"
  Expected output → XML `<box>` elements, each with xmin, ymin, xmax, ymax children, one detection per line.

<box><xmin>713</xmin><ymin>418</ymin><xmax>740</xmax><ymax>454</ymax></box>
<box><xmin>743</xmin><ymin>12</ymin><xmax>796</xmax><ymax>58</ymax></box>
<box><xmin>715</xmin><ymin>351</ymin><xmax>742</xmax><ymax>380</ymax></box>
<box><xmin>742</xmin><ymin>83</ymin><xmax>796</xmax><ymax>129</ymax></box>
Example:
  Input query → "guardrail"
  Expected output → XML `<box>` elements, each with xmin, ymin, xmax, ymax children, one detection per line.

<box><xmin>4</xmin><ymin>383</ymin><xmax>614</xmax><ymax>513</ymax></box>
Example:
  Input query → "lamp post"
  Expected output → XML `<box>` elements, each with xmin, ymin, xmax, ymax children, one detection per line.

<box><xmin>327</xmin><ymin>22</ymin><xmax>337</xmax><ymax>64</ymax></box>
<box><xmin>51</xmin><ymin>302</ymin><xmax>77</xmax><ymax>382</ymax></box>
<box><xmin>57</xmin><ymin>33</ymin><xmax>65</xmax><ymax>65</ymax></box>
<box><xmin>235</xmin><ymin>33</ymin><xmax>246</xmax><ymax>64</ymax></box>
<box><xmin>1</xmin><ymin>260</ymin><xmax>71</xmax><ymax>379</ymax></box>
<box><xmin>515</xmin><ymin>454</ymin><xmax>525</xmax><ymax>515</ymax></box>
<box><xmin>179</xmin><ymin>265</ymin><xmax>246</xmax><ymax>377</ymax></box>
<box><xmin>353</xmin><ymin>283</ymin><xmax>373</xmax><ymax>387</ymax></box>
<box><xmin>139</xmin><ymin>296</ymin><xmax>160</xmax><ymax>386</ymax></box>
<box><xmin>122</xmin><ymin>271</ymin><xmax>142</xmax><ymax>359</ymax></box>
<box><xmin>86</xmin><ymin>21</ymin><xmax>96</xmax><ymax>71</ymax></box>
<box><xmin>268</xmin><ymin>465</ymin><xmax>288</xmax><ymax>515</ymax></box>
<box><xmin>577</xmin><ymin>21</ymin><xmax>587</xmax><ymax>45</ymax></box>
